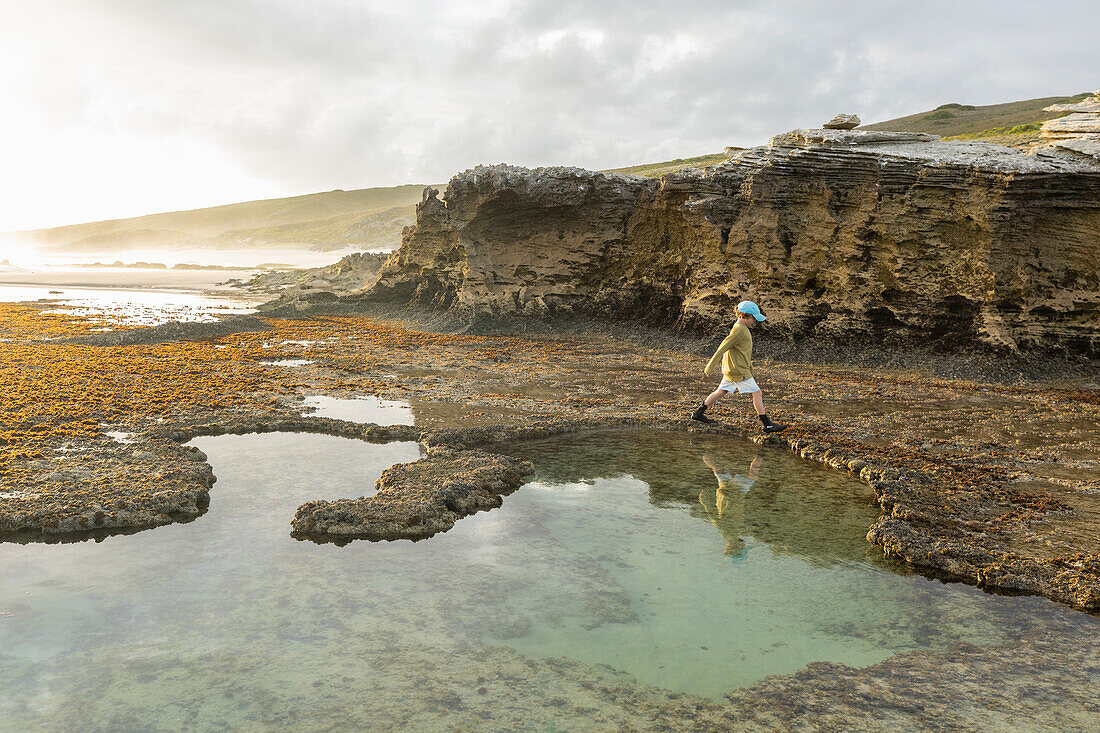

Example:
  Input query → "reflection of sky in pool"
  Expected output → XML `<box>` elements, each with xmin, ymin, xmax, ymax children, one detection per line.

<box><xmin>260</xmin><ymin>359</ymin><xmax>316</xmax><ymax>367</ymax></box>
<box><xmin>0</xmin><ymin>431</ymin><xmax>1094</xmax><ymax>729</ymax></box>
<box><xmin>301</xmin><ymin>395</ymin><xmax>415</xmax><ymax>425</ymax></box>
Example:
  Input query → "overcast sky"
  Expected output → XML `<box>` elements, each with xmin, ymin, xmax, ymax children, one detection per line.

<box><xmin>0</xmin><ymin>0</ymin><xmax>1095</xmax><ymax>231</ymax></box>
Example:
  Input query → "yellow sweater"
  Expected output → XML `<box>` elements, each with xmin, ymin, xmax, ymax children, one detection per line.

<box><xmin>705</xmin><ymin>322</ymin><xmax>753</xmax><ymax>381</ymax></box>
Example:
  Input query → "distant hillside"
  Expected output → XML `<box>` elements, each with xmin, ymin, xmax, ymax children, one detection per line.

<box><xmin>862</xmin><ymin>93</ymin><xmax>1092</xmax><ymax>149</ymax></box>
<box><xmin>12</xmin><ymin>185</ymin><xmax>428</xmax><ymax>254</ymax></box>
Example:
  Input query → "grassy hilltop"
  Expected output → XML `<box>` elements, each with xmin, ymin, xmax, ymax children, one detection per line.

<box><xmin>860</xmin><ymin>92</ymin><xmax>1092</xmax><ymax>148</ymax></box>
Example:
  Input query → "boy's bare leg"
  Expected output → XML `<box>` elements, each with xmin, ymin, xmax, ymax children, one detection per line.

<box><xmin>704</xmin><ymin>389</ymin><xmax>729</xmax><ymax>406</ymax></box>
<box><xmin>751</xmin><ymin>389</ymin><xmax>765</xmax><ymax>415</ymax></box>
<box><xmin>752</xmin><ymin>389</ymin><xmax>787</xmax><ymax>432</ymax></box>
<box><xmin>693</xmin><ymin>389</ymin><xmax>727</xmax><ymax>422</ymax></box>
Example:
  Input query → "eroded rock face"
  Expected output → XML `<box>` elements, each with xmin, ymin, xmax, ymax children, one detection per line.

<box><xmin>366</xmin><ymin>132</ymin><xmax>1100</xmax><ymax>354</ymax></box>
<box><xmin>368</xmin><ymin>168</ymin><xmax>656</xmax><ymax>318</ymax></box>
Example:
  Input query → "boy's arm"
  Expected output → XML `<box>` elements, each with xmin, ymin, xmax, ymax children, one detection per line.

<box><xmin>704</xmin><ymin>330</ymin><xmax>740</xmax><ymax>376</ymax></box>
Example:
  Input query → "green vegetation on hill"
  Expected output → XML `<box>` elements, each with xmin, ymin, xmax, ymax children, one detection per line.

<box><xmin>945</xmin><ymin>122</ymin><xmax>1044</xmax><ymax>140</ymax></box>
<box><xmin>605</xmin><ymin>153</ymin><xmax>730</xmax><ymax>177</ymax></box>
<box><xmin>861</xmin><ymin>93</ymin><xmax>1090</xmax><ymax>137</ymax></box>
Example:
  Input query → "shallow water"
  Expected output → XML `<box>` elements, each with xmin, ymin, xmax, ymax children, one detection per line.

<box><xmin>0</xmin><ymin>430</ymin><xmax>1094</xmax><ymax>730</ymax></box>
<box><xmin>302</xmin><ymin>395</ymin><xmax>415</xmax><ymax>425</ymax></box>
<box><xmin>0</xmin><ymin>282</ymin><xmax>257</xmax><ymax>326</ymax></box>
<box><xmin>261</xmin><ymin>358</ymin><xmax>316</xmax><ymax>367</ymax></box>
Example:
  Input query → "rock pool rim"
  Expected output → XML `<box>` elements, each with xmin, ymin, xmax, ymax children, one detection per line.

<box><xmin>5</xmin><ymin>408</ymin><xmax>1096</xmax><ymax>614</ymax></box>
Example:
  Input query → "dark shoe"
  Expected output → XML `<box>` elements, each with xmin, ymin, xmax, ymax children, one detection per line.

<box><xmin>758</xmin><ymin>414</ymin><xmax>787</xmax><ymax>433</ymax></box>
<box><xmin>691</xmin><ymin>403</ymin><xmax>716</xmax><ymax>424</ymax></box>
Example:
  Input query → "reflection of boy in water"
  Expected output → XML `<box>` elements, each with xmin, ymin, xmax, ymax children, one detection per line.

<box><xmin>698</xmin><ymin>453</ymin><xmax>762</xmax><ymax>557</ymax></box>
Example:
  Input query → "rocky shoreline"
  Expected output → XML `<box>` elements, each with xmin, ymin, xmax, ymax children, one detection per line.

<box><xmin>2</xmin><ymin>300</ymin><xmax>1097</xmax><ymax>613</ymax></box>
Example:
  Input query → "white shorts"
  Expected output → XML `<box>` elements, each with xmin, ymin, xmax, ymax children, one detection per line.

<box><xmin>718</xmin><ymin>376</ymin><xmax>760</xmax><ymax>394</ymax></box>
<box><xmin>716</xmin><ymin>473</ymin><xmax>755</xmax><ymax>494</ymax></box>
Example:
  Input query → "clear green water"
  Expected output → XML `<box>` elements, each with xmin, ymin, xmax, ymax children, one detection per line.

<box><xmin>0</xmin><ymin>430</ymin><xmax>1094</xmax><ymax>730</ymax></box>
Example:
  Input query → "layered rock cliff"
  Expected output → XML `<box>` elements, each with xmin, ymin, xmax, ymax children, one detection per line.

<box><xmin>365</xmin><ymin>130</ymin><xmax>1100</xmax><ymax>354</ymax></box>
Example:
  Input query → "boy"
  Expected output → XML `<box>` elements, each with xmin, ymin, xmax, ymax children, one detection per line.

<box><xmin>691</xmin><ymin>300</ymin><xmax>786</xmax><ymax>433</ymax></box>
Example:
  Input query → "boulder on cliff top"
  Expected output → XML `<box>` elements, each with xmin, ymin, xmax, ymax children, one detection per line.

<box><xmin>823</xmin><ymin>113</ymin><xmax>861</xmax><ymax>130</ymax></box>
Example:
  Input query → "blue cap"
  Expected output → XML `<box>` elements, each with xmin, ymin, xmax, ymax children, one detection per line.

<box><xmin>736</xmin><ymin>300</ymin><xmax>766</xmax><ymax>322</ymax></box>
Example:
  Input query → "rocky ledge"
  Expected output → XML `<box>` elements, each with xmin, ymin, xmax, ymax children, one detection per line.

<box><xmin>1040</xmin><ymin>89</ymin><xmax>1100</xmax><ymax>161</ymax></box>
<box><xmin>363</xmin><ymin>129</ymin><xmax>1100</xmax><ymax>354</ymax></box>
<box><xmin>291</xmin><ymin>447</ymin><xmax>533</xmax><ymax>542</ymax></box>
<box><xmin>0</xmin><ymin>440</ymin><xmax>215</xmax><ymax>537</ymax></box>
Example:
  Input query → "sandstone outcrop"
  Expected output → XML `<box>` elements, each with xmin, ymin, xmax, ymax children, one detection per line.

<box><xmin>822</xmin><ymin>113</ymin><xmax>860</xmax><ymax>129</ymax></box>
<box><xmin>1042</xmin><ymin>90</ymin><xmax>1100</xmax><ymax>161</ymax></box>
<box><xmin>365</xmin><ymin>131</ymin><xmax>1100</xmax><ymax>354</ymax></box>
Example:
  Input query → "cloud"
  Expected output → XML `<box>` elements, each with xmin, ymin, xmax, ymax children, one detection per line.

<box><xmin>0</xmin><ymin>0</ymin><xmax>1096</xmax><ymax>228</ymax></box>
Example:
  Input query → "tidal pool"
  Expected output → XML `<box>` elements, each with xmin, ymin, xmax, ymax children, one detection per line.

<box><xmin>301</xmin><ymin>395</ymin><xmax>415</xmax><ymax>425</ymax></box>
<box><xmin>0</xmin><ymin>430</ymin><xmax>1095</xmax><ymax>730</ymax></box>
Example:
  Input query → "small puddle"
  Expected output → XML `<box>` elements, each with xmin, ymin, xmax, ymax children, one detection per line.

<box><xmin>301</xmin><ymin>395</ymin><xmax>415</xmax><ymax>425</ymax></box>
<box><xmin>0</xmin><ymin>430</ymin><xmax>1095</xmax><ymax>729</ymax></box>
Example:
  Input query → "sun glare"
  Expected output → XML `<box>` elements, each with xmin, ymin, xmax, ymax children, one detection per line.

<box><xmin>0</xmin><ymin>239</ymin><xmax>40</xmax><ymax>268</ymax></box>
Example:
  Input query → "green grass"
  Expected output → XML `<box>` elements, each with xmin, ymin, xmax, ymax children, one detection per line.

<box><xmin>944</xmin><ymin>122</ymin><xmax>1044</xmax><ymax>141</ymax></box>
<box><xmin>605</xmin><ymin>152</ymin><xmax>731</xmax><ymax>177</ymax></box>
<box><xmin>862</xmin><ymin>93</ymin><xmax>1091</xmax><ymax>137</ymax></box>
